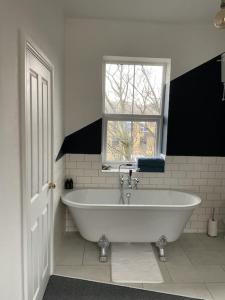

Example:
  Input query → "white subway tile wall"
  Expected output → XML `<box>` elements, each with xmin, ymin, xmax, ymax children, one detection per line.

<box><xmin>64</xmin><ymin>154</ymin><xmax>225</xmax><ymax>233</ymax></box>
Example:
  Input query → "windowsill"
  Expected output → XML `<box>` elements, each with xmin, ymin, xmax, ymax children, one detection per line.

<box><xmin>102</xmin><ymin>168</ymin><xmax>139</xmax><ymax>174</ymax></box>
<box><xmin>102</xmin><ymin>156</ymin><xmax>166</xmax><ymax>173</ymax></box>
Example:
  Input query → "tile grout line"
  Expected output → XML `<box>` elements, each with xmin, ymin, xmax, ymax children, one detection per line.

<box><xmin>82</xmin><ymin>241</ymin><xmax>86</xmax><ymax>265</ymax></box>
<box><xmin>204</xmin><ymin>283</ymin><xmax>216</xmax><ymax>300</ymax></box>
<box><xmin>109</xmin><ymin>253</ymin><xmax>113</xmax><ymax>283</ymax></box>
<box><xmin>163</xmin><ymin>262</ymin><xmax>175</xmax><ymax>284</ymax></box>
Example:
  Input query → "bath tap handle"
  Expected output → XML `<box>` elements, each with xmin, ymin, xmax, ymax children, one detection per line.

<box><xmin>120</xmin><ymin>175</ymin><xmax>124</xmax><ymax>186</ymax></box>
<box><xmin>132</xmin><ymin>178</ymin><xmax>139</xmax><ymax>189</ymax></box>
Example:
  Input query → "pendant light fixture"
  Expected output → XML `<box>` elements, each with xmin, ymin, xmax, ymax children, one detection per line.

<box><xmin>214</xmin><ymin>0</ymin><xmax>225</xmax><ymax>28</ymax></box>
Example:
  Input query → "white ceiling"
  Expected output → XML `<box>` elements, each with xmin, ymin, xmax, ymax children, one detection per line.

<box><xmin>64</xmin><ymin>0</ymin><xmax>221</xmax><ymax>24</ymax></box>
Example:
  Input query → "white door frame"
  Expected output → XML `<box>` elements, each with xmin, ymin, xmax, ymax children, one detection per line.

<box><xmin>20</xmin><ymin>34</ymin><xmax>54</xmax><ymax>300</ymax></box>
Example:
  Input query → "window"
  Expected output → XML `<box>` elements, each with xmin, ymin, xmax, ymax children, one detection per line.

<box><xmin>102</xmin><ymin>56</ymin><xmax>170</xmax><ymax>167</ymax></box>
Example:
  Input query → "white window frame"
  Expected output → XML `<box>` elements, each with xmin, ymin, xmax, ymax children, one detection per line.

<box><xmin>102</xmin><ymin>56</ymin><xmax>171</xmax><ymax>168</ymax></box>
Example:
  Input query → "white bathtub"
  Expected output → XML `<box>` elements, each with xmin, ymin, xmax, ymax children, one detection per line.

<box><xmin>62</xmin><ymin>189</ymin><xmax>201</xmax><ymax>243</ymax></box>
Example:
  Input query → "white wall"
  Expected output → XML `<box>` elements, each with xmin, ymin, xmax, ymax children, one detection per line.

<box><xmin>0</xmin><ymin>1</ymin><xmax>64</xmax><ymax>299</ymax></box>
<box><xmin>65</xmin><ymin>18</ymin><xmax>225</xmax><ymax>135</ymax></box>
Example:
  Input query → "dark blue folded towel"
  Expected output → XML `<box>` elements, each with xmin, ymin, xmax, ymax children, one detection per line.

<box><xmin>137</xmin><ymin>158</ymin><xmax>165</xmax><ymax>172</ymax></box>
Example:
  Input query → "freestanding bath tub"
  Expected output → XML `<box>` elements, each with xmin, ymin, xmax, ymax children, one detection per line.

<box><xmin>62</xmin><ymin>189</ymin><xmax>201</xmax><ymax>244</ymax></box>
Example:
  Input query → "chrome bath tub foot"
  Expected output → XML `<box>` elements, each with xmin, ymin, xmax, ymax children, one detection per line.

<box><xmin>156</xmin><ymin>235</ymin><xmax>167</xmax><ymax>262</ymax></box>
<box><xmin>98</xmin><ymin>235</ymin><xmax>110</xmax><ymax>263</ymax></box>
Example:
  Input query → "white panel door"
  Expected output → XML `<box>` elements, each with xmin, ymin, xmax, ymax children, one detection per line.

<box><xmin>25</xmin><ymin>47</ymin><xmax>52</xmax><ymax>300</ymax></box>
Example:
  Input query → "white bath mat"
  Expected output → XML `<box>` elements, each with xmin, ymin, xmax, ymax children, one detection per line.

<box><xmin>111</xmin><ymin>243</ymin><xmax>163</xmax><ymax>283</ymax></box>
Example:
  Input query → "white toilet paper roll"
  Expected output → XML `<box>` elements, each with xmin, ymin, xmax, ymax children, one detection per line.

<box><xmin>207</xmin><ymin>219</ymin><xmax>218</xmax><ymax>237</ymax></box>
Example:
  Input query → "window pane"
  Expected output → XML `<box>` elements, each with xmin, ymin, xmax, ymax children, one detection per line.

<box><xmin>133</xmin><ymin>65</ymin><xmax>163</xmax><ymax>115</ymax></box>
<box><xmin>106</xmin><ymin>121</ymin><xmax>132</xmax><ymax>162</ymax></box>
<box><xmin>106</xmin><ymin>120</ymin><xmax>157</xmax><ymax>162</ymax></box>
<box><xmin>131</xmin><ymin>121</ymin><xmax>157</xmax><ymax>160</ymax></box>
<box><xmin>105</xmin><ymin>64</ymin><xmax>134</xmax><ymax>114</ymax></box>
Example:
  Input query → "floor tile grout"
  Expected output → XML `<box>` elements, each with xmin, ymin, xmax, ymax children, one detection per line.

<box><xmin>56</xmin><ymin>232</ymin><xmax>225</xmax><ymax>299</ymax></box>
<box><xmin>204</xmin><ymin>283</ymin><xmax>215</xmax><ymax>300</ymax></box>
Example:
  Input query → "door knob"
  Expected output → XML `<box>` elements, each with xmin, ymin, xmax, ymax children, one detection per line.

<box><xmin>48</xmin><ymin>182</ymin><xmax>56</xmax><ymax>189</ymax></box>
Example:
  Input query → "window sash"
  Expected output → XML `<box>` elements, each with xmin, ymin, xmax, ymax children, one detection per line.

<box><xmin>103</xmin><ymin>63</ymin><xmax>167</xmax><ymax>116</ymax></box>
<box><xmin>102</xmin><ymin>115</ymin><xmax>162</xmax><ymax>164</ymax></box>
<box><xmin>103</xmin><ymin>55</ymin><xmax>170</xmax><ymax>66</ymax></box>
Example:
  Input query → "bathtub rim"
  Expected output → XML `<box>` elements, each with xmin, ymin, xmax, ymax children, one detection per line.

<box><xmin>61</xmin><ymin>188</ymin><xmax>201</xmax><ymax>210</ymax></box>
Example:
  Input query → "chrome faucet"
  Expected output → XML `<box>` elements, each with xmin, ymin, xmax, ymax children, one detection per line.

<box><xmin>119</xmin><ymin>164</ymin><xmax>131</xmax><ymax>204</ymax></box>
<box><xmin>127</xmin><ymin>168</ymin><xmax>139</xmax><ymax>189</ymax></box>
<box><xmin>118</xmin><ymin>164</ymin><xmax>139</xmax><ymax>191</ymax></box>
<box><xmin>119</xmin><ymin>163</ymin><xmax>132</xmax><ymax>187</ymax></box>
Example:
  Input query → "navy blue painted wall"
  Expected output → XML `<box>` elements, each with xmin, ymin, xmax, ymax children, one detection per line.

<box><xmin>56</xmin><ymin>119</ymin><xmax>102</xmax><ymax>160</ymax></box>
<box><xmin>167</xmin><ymin>55</ymin><xmax>225</xmax><ymax>156</ymax></box>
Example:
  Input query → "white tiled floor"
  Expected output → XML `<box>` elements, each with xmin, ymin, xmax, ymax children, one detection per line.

<box><xmin>54</xmin><ymin>232</ymin><xmax>225</xmax><ymax>300</ymax></box>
